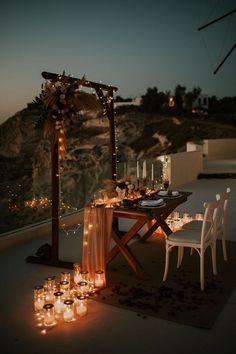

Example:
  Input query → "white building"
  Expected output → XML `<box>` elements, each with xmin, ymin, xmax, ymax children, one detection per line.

<box><xmin>192</xmin><ymin>94</ymin><xmax>209</xmax><ymax>112</ymax></box>
<box><xmin>114</xmin><ymin>97</ymin><xmax>142</xmax><ymax>108</ymax></box>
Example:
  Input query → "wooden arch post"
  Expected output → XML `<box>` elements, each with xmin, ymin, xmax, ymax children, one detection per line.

<box><xmin>26</xmin><ymin>71</ymin><xmax>118</xmax><ymax>268</ymax></box>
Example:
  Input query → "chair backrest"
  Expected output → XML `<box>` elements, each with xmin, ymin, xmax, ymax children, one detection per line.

<box><xmin>216</xmin><ymin>187</ymin><xmax>230</xmax><ymax>226</ymax></box>
<box><xmin>200</xmin><ymin>199</ymin><xmax>220</xmax><ymax>247</ymax></box>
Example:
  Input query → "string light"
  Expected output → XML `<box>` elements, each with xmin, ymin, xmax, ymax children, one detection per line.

<box><xmin>60</xmin><ymin>222</ymin><xmax>82</xmax><ymax>236</ymax></box>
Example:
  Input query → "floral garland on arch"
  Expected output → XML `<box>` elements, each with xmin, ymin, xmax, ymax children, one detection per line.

<box><xmin>40</xmin><ymin>73</ymin><xmax>100</xmax><ymax>159</ymax></box>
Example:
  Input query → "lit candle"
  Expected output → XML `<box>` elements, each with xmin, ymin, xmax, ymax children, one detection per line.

<box><xmin>77</xmin><ymin>281</ymin><xmax>89</xmax><ymax>296</ymax></box>
<box><xmin>44</xmin><ymin>276</ymin><xmax>56</xmax><ymax>291</ymax></box>
<box><xmin>34</xmin><ymin>285</ymin><xmax>44</xmax><ymax>312</ymax></box>
<box><xmin>80</xmin><ymin>270</ymin><xmax>89</xmax><ymax>282</ymax></box>
<box><xmin>142</xmin><ymin>160</ymin><xmax>146</xmax><ymax>179</ymax></box>
<box><xmin>74</xmin><ymin>273</ymin><xmax>82</xmax><ymax>284</ymax></box>
<box><xmin>73</xmin><ymin>263</ymin><xmax>81</xmax><ymax>284</ymax></box>
<box><xmin>54</xmin><ymin>291</ymin><xmax>65</xmax><ymax>315</ymax></box>
<box><xmin>60</xmin><ymin>281</ymin><xmax>70</xmax><ymax>300</ymax></box>
<box><xmin>94</xmin><ymin>270</ymin><xmax>105</xmax><ymax>288</ymax></box>
<box><xmin>151</xmin><ymin>163</ymin><xmax>154</xmax><ymax>181</ymax></box>
<box><xmin>60</xmin><ymin>271</ymin><xmax>71</xmax><ymax>286</ymax></box>
<box><xmin>45</xmin><ymin>290</ymin><xmax>54</xmax><ymax>303</ymax></box>
<box><xmin>137</xmin><ymin>160</ymin><xmax>139</xmax><ymax>179</ymax></box>
<box><xmin>34</xmin><ymin>297</ymin><xmax>45</xmax><ymax>312</ymax></box>
<box><xmin>63</xmin><ymin>300</ymin><xmax>75</xmax><ymax>322</ymax></box>
<box><xmin>76</xmin><ymin>296</ymin><xmax>87</xmax><ymax>318</ymax></box>
<box><xmin>183</xmin><ymin>213</ymin><xmax>189</xmax><ymax>223</ymax></box>
<box><xmin>195</xmin><ymin>213</ymin><xmax>203</xmax><ymax>220</ymax></box>
<box><xmin>43</xmin><ymin>304</ymin><xmax>56</xmax><ymax>327</ymax></box>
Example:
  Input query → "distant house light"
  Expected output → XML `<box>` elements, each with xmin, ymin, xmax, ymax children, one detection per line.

<box><xmin>168</xmin><ymin>96</ymin><xmax>175</xmax><ymax>107</ymax></box>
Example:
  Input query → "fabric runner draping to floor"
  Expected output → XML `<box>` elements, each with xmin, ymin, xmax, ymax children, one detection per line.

<box><xmin>82</xmin><ymin>205</ymin><xmax>113</xmax><ymax>285</ymax></box>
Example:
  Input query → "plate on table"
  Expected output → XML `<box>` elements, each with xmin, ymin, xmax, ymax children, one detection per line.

<box><xmin>138</xmin><ymin>199</ymin><xmax>166</xmax><ymax>208</ymax></box>
<box><xmin>160</xmin><ymin>191</ymin><xmax>182</xmax><ymax>199</ymax></box>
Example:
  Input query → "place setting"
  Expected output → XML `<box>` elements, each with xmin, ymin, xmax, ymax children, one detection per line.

<box><xmin>156</xmin><ymin>190</ymin><xmax>182</xmax><ymax>199</ymax></box>
<box><xmin>137</xmin><ymin>198</ymin><xmax>166</xmax><ymax>209</ymax></box>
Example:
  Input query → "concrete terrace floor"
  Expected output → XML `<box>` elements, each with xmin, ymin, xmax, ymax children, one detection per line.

<box><xmin>1</xmin><ymin>163</ymin><xmax>236</xmax><ymax>354</ymax></box>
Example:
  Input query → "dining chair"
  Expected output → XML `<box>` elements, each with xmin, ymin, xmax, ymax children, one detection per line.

<box><xmin>215</xmin><ymin>187</ymin><xmax>230</xmax><ymax>261</ymax></box>
<box><xmin>183</xmin><ymin>187</ymin><xmax>230</xmax><ymax>261</ymax></box>
<box><xmin>163</xmin><ymin>199</ymin><xmax>220</xmax><ymax>291</ymax></box>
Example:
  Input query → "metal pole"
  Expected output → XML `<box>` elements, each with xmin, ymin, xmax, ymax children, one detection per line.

<box><xmin>108</xmin><ymin>90</ymin><xmax>117</xmax><ymax>180</ymax></box>
<box><xmin>214</xmin><ymin>42</ymin><xmax>236</xmax><ymax>74</ymax></box>
<box><xmin>198</xmin><ymin>9</ymin><xmax>235</xmax><ymax>31</ymax></box>
<box><xmin>51</xmin><ymin>137</ymin><xmax>59</xmax><ymax>262</ymax></box>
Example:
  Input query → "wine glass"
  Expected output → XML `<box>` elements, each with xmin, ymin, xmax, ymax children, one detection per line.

<box><xmin>163</xmin><ymin>179</ymin><xmax>169</xmax><ymax>191</ymax></box>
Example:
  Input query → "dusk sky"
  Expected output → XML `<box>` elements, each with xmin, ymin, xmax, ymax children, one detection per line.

<box><xmin>0</xmin><ymin>0</ymin><xmax>235</xmax><ymax>123</ymax></box>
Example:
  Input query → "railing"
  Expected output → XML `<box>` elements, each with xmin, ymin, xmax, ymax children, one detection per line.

<box><xmin>0</xmin><ymin>159</ymin><xmax>164</xmax><ymax>236</ymax></box>
<box><xmin>0</xmin><ymin>151</ymin><xmax>204</xmax><ymax>237</ymax></box>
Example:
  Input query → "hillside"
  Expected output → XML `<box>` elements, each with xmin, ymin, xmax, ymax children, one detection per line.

<box><xmin>0</xmin><ymin>104</ymin><xmax>236</xmax><ymax>233</ymax></box>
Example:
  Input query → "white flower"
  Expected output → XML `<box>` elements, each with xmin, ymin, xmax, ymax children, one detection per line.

<box><xmin>54</xmin><ymin>81</ymin><xmax>61</xmax><ymax>88</ymax></box>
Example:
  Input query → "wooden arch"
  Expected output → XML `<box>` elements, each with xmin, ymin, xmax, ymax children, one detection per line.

<box><xmin>26</xmin><ymin>71</ymin><xmax>118</xmax><ymax>268</ymax></box>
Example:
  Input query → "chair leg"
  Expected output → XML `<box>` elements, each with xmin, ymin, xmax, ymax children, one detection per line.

<box><xmin>163</xmin><ymin>245</ymin><xmax>170</xmax><ymax>281</ymax></box>
<box><xmin>177</xmin><ymin>246</ymin><xmax>184</xmax><ymax>268</ymax></box>
<box><xmin>222</xmin><ymin>227</ymin><xmax>228</xmax><ymax>261</ymax></box>
<box><xmin>200</xmin><ymin>251</ymin><xmax>205</xmax><ymax>291</ymax></box>
<box><xmin>211</xmin><ymin>243</ymin><xmax>217</xmax><ymax>275</ymax></box>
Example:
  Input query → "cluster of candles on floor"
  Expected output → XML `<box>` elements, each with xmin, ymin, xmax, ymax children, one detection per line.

<box><xmin>166</xmin><ymin>211</ymin><xmax>203</xmax><ymax>232</ymax></box>
<box><xmin>34</xmin><ymin>263</ymin><xmax>105</xmax><ymax>327</ymax></box>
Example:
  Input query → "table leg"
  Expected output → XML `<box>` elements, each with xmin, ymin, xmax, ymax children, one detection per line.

<box><xmin>140</xmin><ymin>218</ymin><xmax>173</xmax><ymax>242</ymax></box>
<box><xmin>108</xmin><ymin>218</ymin><xmax>147</xmax><ymax>261</ymax></box>
<box><xmin>139</xmin><ymin>220</ymin><xmax>161</xmax><ymax>242</ymax></box>
<box><xmin>108</xmin><ymin>230</ymin><xmax>147</xmax><ymax>279</ymax></box>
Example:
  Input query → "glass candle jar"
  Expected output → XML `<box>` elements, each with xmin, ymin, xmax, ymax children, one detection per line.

<box><xmin>60</xmin><ymin>281</ymin><xmax>70</xmax><ymax>300</ymax></box>
<box><xmin>80</xmin><ymin>270</ymin><xmax>89</xmax><ymax>282</ymax></box>
<box><xmin>60</xmin><ymin>271</ymin><xmax>71</xmax><ymax>286</ymax></box>
<box><xmin>54</xmin><ymin>291</ymin><xmax>65</xmax><ymax>315</ymax></box>
<box><xmin>44</xmin><ymin>276</ymin><xmax>56</xmax><ymax>302</ymax></box>
<box><xmin>76</xmin><ymin>296</ymin><xmax>87</xmax><ymax>318</ymax></box>
<box><xmin>94</xmin><ymin>270</ymin><xmax>105</xmax><ymax>289</ymax></box>
<box><xmin>73</xmin><ymin>263</ymin><xmax>81</xmax><ymax>284</ymax></box>
<box><xmin>182</xmin><ymin>213</ymin><xmax>190</xmax><ymax>224</ymax></box>
<box><xmin>43</xmin><ymin>304</ymin><xmax>56</xmax><ymax>327</ymax></box>
<box><xmin>195</xmin><ymin>212</ymin><xmax>203</xmax><ymax>221</ymax></box>
<box><xmin>63</xmin><ymin>300</ymin><xmax>75</xmax><ymax>322</ymax></box>
<box><xmin>77</xmin><ymin>281</ymin><xmax>89</xmax><ymax>296</ymax></box>
<box><xmin>34</xmin><ymin>285</ymin><xmax>45</xmax><ymax>312</ymax></box>
<box><xmin>45</xmin><ymin>276</ymin><xmax>56</xmax><ymax>291</ymax></box>
<box><xmin>173</xmin><ymin>211</ymin><xmax>180</xmax><ymax>219</ymax></box>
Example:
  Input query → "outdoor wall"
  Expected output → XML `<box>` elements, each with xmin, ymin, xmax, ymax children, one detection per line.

<box><xmin>203</xmin><ymin>139</ymin><xmax>236</xmax><ymax>159</ymax></box>
<box><xmin>169</xmin><ymin>150</ymin><xmax>203</xmax><ymax>189</ymax></box>
<box><xmin>186</xmin><ymin>141</ymin><xmax>203</xmax><ymax>152</ymax></box>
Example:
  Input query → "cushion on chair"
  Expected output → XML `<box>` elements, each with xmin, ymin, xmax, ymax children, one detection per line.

<box><xmin>168</xmin><ymin>229</ymin><xmax>201</xmax><ymax>243</ymax></box>
<box><xmin>183</xmin><ymin>220</ymin><xmax>203</xmax><ymax>230</ymax></box>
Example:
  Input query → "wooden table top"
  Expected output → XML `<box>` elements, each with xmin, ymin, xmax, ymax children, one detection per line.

<box><xmin>113</xmin><ymin>191</ymin><xmax>192</xmax><ymax>219</ymax></box>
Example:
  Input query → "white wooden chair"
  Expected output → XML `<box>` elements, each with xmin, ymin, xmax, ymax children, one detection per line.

<box><xmin>215</xmin><ymin>188</ymin><xmax>230</xmax><ymax>261</ymax></box>
<box><xmin>163</xmin><ymin>199</ymin><xmax>220</xmax><ymax>291</ymax></box>
<box><xmin>183</xmin><ymin>187</ymin><xmax>230</xmax><ymax>261</ymax></box>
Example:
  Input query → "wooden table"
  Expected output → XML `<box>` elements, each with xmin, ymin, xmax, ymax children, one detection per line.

<box><xmin>107</xmin><ymin>191</ymin><xmax>192</xmax><ymax>278</ymax></box>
